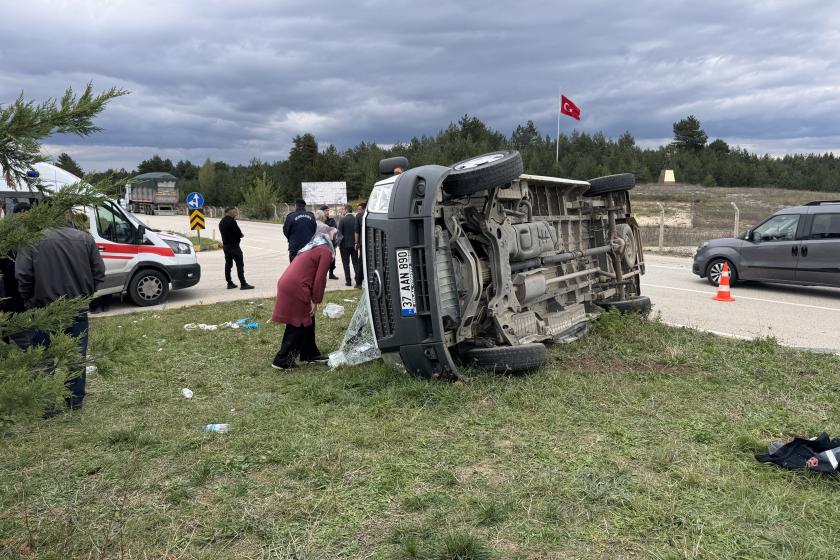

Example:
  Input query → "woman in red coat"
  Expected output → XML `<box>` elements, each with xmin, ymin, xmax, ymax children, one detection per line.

<box><xmin>271</xmin><ymin>226</ymin><xmax>336</xmax><ymax>369</ymax></box>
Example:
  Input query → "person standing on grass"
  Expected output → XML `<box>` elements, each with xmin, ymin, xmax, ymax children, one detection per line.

<box><xmin>283</xmin><ymin>198</ymin><xmax>316</xmax><ymax>262</ymax></box>
<box><xmin>320</xmin><ymin>205</ymin><xmax>340</xmax><ymax>280</ymax></box>
<box><xmin>219</xmin><ymin>207</ymin><xmax>254</xmax><ymax>290</ymax></box>
<box><xmin>270</xmin><ymin>224</ymin><xmax>337</xmax><ymax>370</ymax></box>
<box><xmin>15</xmin><ymin>215</ymin><xmax>106</xmax><ymax>411</ymax></box>
<box><xmin>337</xmin><ymin>204</ymin><xmax>360</xmax><ymax>287</ymax></box>
<box><xmin>353</xmin><ymin>201</ymin><xmax>366</xmax><ymax>288</ymax></box>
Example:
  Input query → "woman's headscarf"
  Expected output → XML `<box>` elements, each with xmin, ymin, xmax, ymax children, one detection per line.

<box><xmin>297</xmin><ymin>224</ymin><xmax>336</xmax><ymax>258</ymax></box>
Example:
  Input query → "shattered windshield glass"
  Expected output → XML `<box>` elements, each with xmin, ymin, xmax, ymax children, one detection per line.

<box><xmin>328</xmin><ymin>290</ymin><xmax>382</xmax><ymax>369</ymax></box>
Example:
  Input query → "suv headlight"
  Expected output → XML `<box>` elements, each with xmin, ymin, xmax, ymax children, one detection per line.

<box><xmin>367</xmin><ymin>182</ymin><xmax>394</xmax><ymax>214</ymax></box>
<box><xmin>165</xmin><ymin>240</ymin><xmax>192</xmax><ymax>254</ymax></box>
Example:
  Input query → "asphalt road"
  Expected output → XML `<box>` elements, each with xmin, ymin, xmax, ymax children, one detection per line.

<box><xmin>642</xmin><ymin>254</ymin><xmax>840</xmax><ymax>353</ymax></box>
<box><xmin>101</xmin><ymin>216</ymin><xmax>840</xmax><ymax>353</ymax></box>
<box><xmin>99</xmin><ymin>214</ymin><xmax>360</xmax><ymax>316</ymax></box>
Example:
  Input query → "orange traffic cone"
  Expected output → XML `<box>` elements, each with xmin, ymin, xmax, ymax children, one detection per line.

<box><xmin>713</xmin><ymin>262</ymin><xmax>735</xmax><ymax>302</ymax></box>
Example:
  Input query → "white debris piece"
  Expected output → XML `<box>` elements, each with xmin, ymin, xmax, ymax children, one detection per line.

<box><xmin>322</xmin><ymin>303</ymin><xmax>345</xmax><ymax>319</ymax></box>
<box><xmin>183</xmin><ymin>323</ymin><xmax>219</xmax><ymax>331</ymax></box>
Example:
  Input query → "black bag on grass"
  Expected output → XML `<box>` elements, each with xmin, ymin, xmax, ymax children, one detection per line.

<box><xmin>756</xmin><ymin>432</ymin><xmax>840</xmax><ymax>475</ymax></box>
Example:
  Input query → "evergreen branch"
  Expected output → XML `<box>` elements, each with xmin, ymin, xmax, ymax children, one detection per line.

<box><xmin>0</xmin><ymin>83</ymin><xmax>128</xmax><ymax>186</ymax></box>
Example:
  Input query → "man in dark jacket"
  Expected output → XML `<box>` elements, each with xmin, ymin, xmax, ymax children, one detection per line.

<box><xmin>283</xmin><ymin>198</ymin><xmax>316</xmax><ymax>262</ymax></box>
<box><xmin>16</xmin><ymin>222</ymin><xmax>106</xmax><ymax>410</ymax></box>
<box><xmin>218</xmin><ymin>207</ymin><xmax>254</xmax><ymax>290</ymax></box>
<box><xmin>320</xmin><ymin>205</ymin><xmax>340</xmax><ymax>280</ymax></box>
<box><xmin>337</xmin><ymin>204</ymin><xmax>360</xmax><ymax>287</ymax></box>
<box><xmin>354</xmin><ymin>202</ymin><xmax>366</xmax><ymax>288</ymax></box>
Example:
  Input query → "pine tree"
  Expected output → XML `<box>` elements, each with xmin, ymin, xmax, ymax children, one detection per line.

<box><xmin>0</xmin><ymin>83</ymin><xmax>127</xmax><ymax>425</ymax></box>
<box><xmin>672</xmin><ymin>115</ymin><xmax>708</xmax><ymax>153</ymax></box>
<box><xmin>241</xmin><ymin>171</ymin><xmax>279</xmax><ymax>220</ymax></box>
<box><xmin>56</xmin><ymin>152</ymin><xmax>84</xmax><ymax>177</ymax></box>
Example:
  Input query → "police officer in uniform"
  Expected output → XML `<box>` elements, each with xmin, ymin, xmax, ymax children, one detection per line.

<box><xmin>283</xmin><ymin>198</ymin><xmax>316</xmax><ymax>262</ymax></box>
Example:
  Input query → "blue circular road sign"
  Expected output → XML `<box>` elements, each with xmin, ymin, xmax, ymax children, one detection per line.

<box><xmin>186</xmin><ymin>192</ymin><xmax>205</xmax><ymax>209</ymax></box>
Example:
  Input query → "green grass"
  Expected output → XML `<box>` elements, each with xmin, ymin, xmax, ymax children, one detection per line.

<box><xmin>3</xmin><ymin>293</ymin><xmax>840</xmax><ymax>558</ymax></box>
<box><xmin>188</xmin><ymin>235</ymin><xmax>222</xmax><ymax>251</ymax></box>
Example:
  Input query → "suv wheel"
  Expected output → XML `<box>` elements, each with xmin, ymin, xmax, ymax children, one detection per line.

<box><xmin>460</xmin><ymin>342</ymin><xmax>547</xmax><ymax>373</ymax></box>
<box><xmin>442</xmin><ymin>150</ymin><xmax>523</xmax><ymax>196</ymax></box>
<box><xmin>706</xmin><ymin>258</ymin><xmax>737</xmax><ymax>287</ymax></box>
<box><xmin>128</xmin><ymin>269</ymin><xmax>170</xmax><ymax>306</ymax></box>
<box><xmin>583</xmin><ymin>173</ymin><xmax>636</xmax><ymax>197</ymax></box>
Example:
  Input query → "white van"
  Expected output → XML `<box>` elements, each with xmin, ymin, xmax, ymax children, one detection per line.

<box><xmin>2</xmin><ymin>163</ymin><xmax>200</xmax><ymax>306</ymax></box>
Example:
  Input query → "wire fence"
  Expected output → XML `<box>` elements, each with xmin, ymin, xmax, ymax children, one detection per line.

<box><xmin>638</xmin><ymin>226</ymin><xmax>735</xmax><ymax>249</ymax></box>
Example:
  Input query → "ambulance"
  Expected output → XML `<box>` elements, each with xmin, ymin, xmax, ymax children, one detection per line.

<box><xmin>1</xmin><ymin>162</ymin><xmax>200</xmax><ymax>306</ymax></box>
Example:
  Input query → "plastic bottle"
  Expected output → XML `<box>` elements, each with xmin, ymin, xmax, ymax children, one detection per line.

<box><xmin>181</xmin><ymin>388</ymin><xmax>194</xmax><ymax>399</ymax></box>
<box><xmin>203</xmin><ymin>423</ymin><xmax>229</xmax><ymax>433</ymax></box>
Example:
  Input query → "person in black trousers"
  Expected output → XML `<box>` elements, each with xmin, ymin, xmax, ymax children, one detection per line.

<box><xmin>16</xmin><ymin>223</ymin><xmax>106</xmax><ymax>411</ymax></box>
<box><xmin>319</xmin><ymin>205</ymin><xmax>340</xmax><ymax>280</ymax></box>
<box><xmin>353</xmin><ymin>201</ymin><xmax>366</xmax><ymax>288</ymax></box>
<box><xmin>283</xmin><ymin>198</ymin><xmax>316</xmax><ymax>262</ymax></box>
<box><xmin>337</xmin><ymin>204</ymin><xmax>360</xmax><ymax>287</ymax></box>
<box><xmin>219</xmin><ymin>207</ymin><xmax>254</xmax><ymax>290</ymax></box>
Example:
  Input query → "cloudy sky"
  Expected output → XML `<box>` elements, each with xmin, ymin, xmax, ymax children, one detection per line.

<box><xmin>2</xmin><ymin>0</ymin><xmax>839</xmax><ymax>171</ymax></box>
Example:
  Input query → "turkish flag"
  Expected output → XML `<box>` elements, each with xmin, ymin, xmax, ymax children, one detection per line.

<box><xmin>560</xmin><ymin>95</ymin><xmax>581</xmax><ymax>120</ymax></box>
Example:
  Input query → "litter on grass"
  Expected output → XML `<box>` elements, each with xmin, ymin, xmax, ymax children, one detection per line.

<box><xmin>180</xmin><ymin>388</ymin><xmax>193</xmax><ymax>399</ymax></box>
<box><xmin>202</xmin><ymin>423</ymin><xmax>229</xmax><ymax>433</ymax></box>
<box><xmin>184</xmin><ymin>318</ymin><xmax>259</xmax><ymax>331</ymax></box>
<box><xmin>756</xmin><ymin>432</ymin><xmax>840</xmax><ymax>474</ymax></box>
<box><xmin>183</xmin><ymin>323</ymin><xmax>219</xmax><ymax>331</ymax></box>
<box><xmin>223</xmin><ymin>318</ymin><xmax>259</xmax><ymax>330</ymax></box>
<box><xmin>322</xmin><ymin>303</ymin><xmax>345</xmax><ymax>319</ymax></box>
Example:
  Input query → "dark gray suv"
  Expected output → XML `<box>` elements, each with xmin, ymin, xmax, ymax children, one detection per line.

<box><xmin>693</xmin><ymin>200</ymin><xmax>840</xmax><ymax>287</ymax></box>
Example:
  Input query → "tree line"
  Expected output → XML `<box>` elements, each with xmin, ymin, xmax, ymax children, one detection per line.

<box><xmin>57</xmin><ymin>114</ymin><xmax>840</xmax><ymax>213</ymax></box>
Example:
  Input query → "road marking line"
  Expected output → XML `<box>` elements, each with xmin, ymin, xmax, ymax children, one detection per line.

<box><xmin>240</xmin><ymin>244</ymin><xmax>286</xmax><ymax>254</ymax></box>
<box><xmin>646</xmin><ymin>264</ymin><xmax>691</xmax><ymax>271</ymax></box>
<box><xmin>644</xmin><ymin>283</ymin><xmax>840</xmax><ymax>312</ymax></box>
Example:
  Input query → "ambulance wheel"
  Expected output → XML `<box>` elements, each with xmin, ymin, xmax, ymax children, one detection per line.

<box><xmin>129</xmin><ymin>269</ymin><xmax>170</xmax><ymax>306</ymax></box>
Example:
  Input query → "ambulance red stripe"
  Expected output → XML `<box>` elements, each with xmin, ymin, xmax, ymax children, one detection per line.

<box><xmin>96</xmin><ymin>243</ymin><xmax>175</xmax><ymax>257</ymax></box>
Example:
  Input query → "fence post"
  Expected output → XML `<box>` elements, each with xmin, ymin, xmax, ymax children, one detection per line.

<box><xmin>657</xmin><ymin>202</ymin><xmax>665</xmax><ymax>251</ymax></box>
<box><xmin>273</xmin><ymin>204</ymin><xmax>278</xmax><ymax>220</ymax></box>
<box><xmin>731</xmin><ymin>202</ymin><xmax>740</xmax><ymax>238</ymax></box>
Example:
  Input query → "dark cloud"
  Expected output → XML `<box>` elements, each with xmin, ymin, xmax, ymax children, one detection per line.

<box><xmin>2</xmin><ymin>0</ymin><xmax>839</xmax><ymax>170</ymax></box>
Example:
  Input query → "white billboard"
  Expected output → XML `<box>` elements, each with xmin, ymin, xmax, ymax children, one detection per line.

<box><xmin>301</xmin><ymin>181</ymin><xmax>347</xmax><ymax>205</ymax></box>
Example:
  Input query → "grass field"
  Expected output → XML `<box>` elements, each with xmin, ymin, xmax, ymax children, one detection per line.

<box><xmin>3</xmin><ymin>293</ymin><xmax>840</xmax><ymax>559</ymax></box>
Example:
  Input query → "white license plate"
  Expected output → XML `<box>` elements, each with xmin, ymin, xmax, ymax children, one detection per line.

<box><xmin>395</xmin><ymin>248</ymin><xmax>416</xmax><ymax>316</ymax></box>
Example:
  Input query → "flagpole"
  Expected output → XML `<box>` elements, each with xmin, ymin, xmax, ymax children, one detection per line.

<box><xmin>555</xmin><ymin>88</ymin><xmax>561</xmax><ymax>164</ymax></box>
